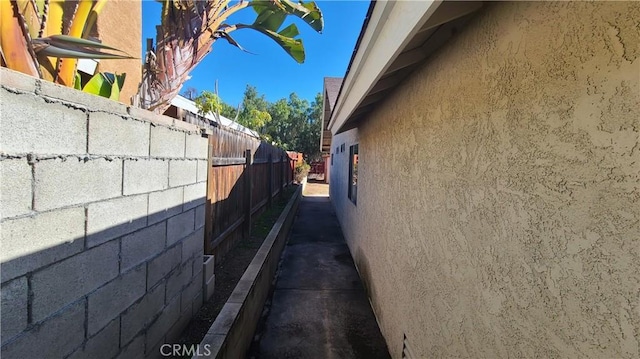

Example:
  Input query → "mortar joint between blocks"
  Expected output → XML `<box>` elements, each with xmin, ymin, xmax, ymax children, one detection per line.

<box><xmin>22</xmin><ymin>154</ymin><xmax>189</xmax><ymax>162</ymax></box>
<box><xmin>2</xmin><ymin>189</ymin><xmax>159</xmax><ymax>223</ymax></box>
<box><xmin>0</xmin><ymin>85</ymin><xmax>31</xmax><ymax>96</ymax></box>
<box><xmin>29</xmin><ymin>155</ymin><xmax>36</xmax><ymax>211</ymax></box>
<box><xmin>84</xmin><ymin>207</ymin><xmax>89</xmax><ymax>251</ymax></box>
<box><xmin>121</xmin><ymin>160</ymin><xmax>125</xmax><ymax>196</ymax></box>
<box><xmin>148</xmin><ymin>121</ymin><xmax>153</xmax><ymax>158</ymax></box>
<box><xmin>34</xmin><ymin>79</ymin><xmax>42</xmax><ymax>94</ymax></box>
<box><xmin>144</xmin><ymin>194</ymin><xmax>150</xmax><ymax>227</ymax></box>
<box><xmin>85</xmin><ymin>111</ymin><xmax>90</xmax><ymax>154</ymax></box>
<box><xmin>118</xmin><ymin>237</ymin><xmax>123</xmax><ymax>274</ymax></box>
<box><xmin>27</xmin><ymin>273</ymin><xmax>34</xmax><ymax>325</ymax></box>
<box><xmin>118</xmin><ymin>312</ymin><xmax>123</xmax><ymax>350</ymax></box>
<box><xmin>145</xmin><ymin>261</ymin><xmax>149</xmax><ymax>294</ymax></box>
<box><xmin>84</xmin><ymin>297</ymin><xmax>89</xmax><ymax>342</ymax></box>
<box><xmin>183</xmin><ymin>133</ymin><xmax>187</xmax><ymax>159</ymax></box>
<box><xmin>39</xmin><ymin>95</ymin><xmax>89</xmax><ymax>112</ymax></box>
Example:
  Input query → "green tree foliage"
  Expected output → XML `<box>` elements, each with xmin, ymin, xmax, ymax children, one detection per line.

<box><xmin>266</xmin><ymin>98</ymin><xmax>292</xmax><ymax>146</ymax></box>
<box><xmin>264</xmin><ymin>91</ymin><xmax>322</xmax><ymax>161</ymax></box>
<box><xmin>194</xmin><ymin>90</ymin><xmax>238</xmax><ymax>120</ymax></box>
<box><xmin>237</xmin><ymin>85</ymin><xmax>272</xmax><ymax>132</ymax></box>
<box><xmin>220</xmin><ymin>102</ymin><xmax>239</xmax><ymax>120</ymax></box>
<box><xmin>138</xmin><ymin>0</ymin><xmax>324</xmax><ymax>113</ymax></box>
<box><xmin>194</xmin><ymin>91</ymin><xmax>223</xmax><ymax>117</ymax></box>
<box><xmin>296</xmin><ymin>92</ymin><xmax>323</xmax><ymax>161</ymax></box>
<box><xmin>189</xmin><ymin>86</ymin><xmax>322</xmax><ymax>161</ymax></box>
<box><xmin>294</xmin><ymin>159</ymin><xmax>311</xmax><ymax>182</ymax></box>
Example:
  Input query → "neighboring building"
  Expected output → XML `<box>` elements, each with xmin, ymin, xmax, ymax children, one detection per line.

<box><xmin>319</xmin><ymin>77</ymin><xmax>343</xmax><ymax>183</ymax></box>
<box><xmin>165</xmin><ymin>94</ymin><xmax>260</xmax><ymax>138</ymax></box>
<box><xmin>328</xmin><ymin>2</ymin><xmax>639</xmax><ymax>358</ymax></box>
<box><xmin>321</xmin><ymin>77</ymin><xmax>342</xmax><ymax>154</ymax></box>
<box><xmin>94</xmin><ymin>0</ymin><xmax>142</xmax><ymax>104</ymax></box>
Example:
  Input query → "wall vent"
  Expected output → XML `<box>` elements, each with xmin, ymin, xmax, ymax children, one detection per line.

<box><xmin>402</xmin><ymin>334</ymin><xmax>414</xmax><ymax>359</ymax></box>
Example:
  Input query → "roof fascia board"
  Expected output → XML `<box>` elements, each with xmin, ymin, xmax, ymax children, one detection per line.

<box><xmin>328</xmin><ymin>0</ymin><xmax>443</xmax><ymax>133</ymax></box>
<box><xmin>327</xmin><ymin>0</ymin><xmax>398</xmax><ymax>131</ymax></box>
<box><xmin>421</xmin><ymin>1</ymin><xmax>483</xmax><ymax>31</ymax></box>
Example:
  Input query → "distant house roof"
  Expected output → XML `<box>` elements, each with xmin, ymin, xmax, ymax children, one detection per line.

<box><xmin>324</xmin><ymin>77</ymin><xmax>343</xmax><ymax>113</ymax></box>
<box><xmin>169</xmin><ymin>95</ymin><xmax>260</xmax><ymax>138</ymax></box>
<box><xmin>320</xmin><ymin>77</ymin><xmax>344</xmax><ymax>152</ymax></box>
<box><xmin>329</xmin><ymin>1</ymin><xmax>484</xmax><ymax>134</ymax></box>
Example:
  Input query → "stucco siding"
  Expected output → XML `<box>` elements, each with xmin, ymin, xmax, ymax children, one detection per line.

<box><xmin>331</xmin><ymin>2</ymin><xmax>640</xmax><ymax>358</ymax></box>
<box><xmin>330</xmin><ymin>129</ymin><xmax>359</xmax><ymax>241</ymax></box>
<box><xmin>97</xmin><ymin>0</ymin><xmax>142</xmax><ymax>104</ymax></box>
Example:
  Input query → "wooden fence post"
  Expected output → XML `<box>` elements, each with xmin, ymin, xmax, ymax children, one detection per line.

<box><xmin>204</xmin><ymin>137</ymin><xmax>213</xmax><ymax>254</ymax></box>
<box><xmin>284</xmin><ymin>154</ymin><xmax>288</xmax><ymax>186</ymax></box>
<box><xmin>279</xmin><ymin>154</ymin><xmax>284</xmax><ymax>199</ymax></box>
<box><xmin>290</xmin><ymin>156</ymin><xmax>295</xmax><ymax>185</ymax></box>
<box><xmin>267</xmin><ymin>153</ymin><xmax>273</xmax><ymax>208</ymax></box>
<box><xmin>244</xmin><ymin>149</ymin><xmax>253</xmax><ymax>238</ymax></box>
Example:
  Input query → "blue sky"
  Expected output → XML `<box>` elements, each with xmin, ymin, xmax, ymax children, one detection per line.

<box><xmin>142</xmin><ymin>1</ymin><xmax>370</xmax><ymax>106</ymax></box>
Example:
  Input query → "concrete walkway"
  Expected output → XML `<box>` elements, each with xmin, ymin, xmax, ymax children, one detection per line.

<box><xmin>252</xmin><ymin>183</ymin><xmax>390</xmax><ymax>359</ymax></box>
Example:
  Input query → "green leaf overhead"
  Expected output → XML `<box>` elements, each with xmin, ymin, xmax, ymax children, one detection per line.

<box><xmin>278</xmin><ymin>23</ymin><xmax>300</xmax><ymax>38</ymax></box>
<box><xmin>281</xmin><ymin>0</ymin><xmax>323</xmax><ymax>33</ymax></box>
<box><xmin>219</xmin><ymin>32</ymin><xmax>256</xmax><ymax>55</ymax></box>
<box><xmin>235</xmin><ymin>23</ymin><xmax>305</xmax><ymax>63</ymax></box>
<box><xmin>137</xmin><ymin>0</ymin><xmax>324</xmax><ymax>113</ymax></box>
<box><xmin>253</xmin><ymin>8</ymin><xmax>286</xmax><ymax>32</ymax></box>
<box><xmin>194</xmin><ymin>91</ymin><xmax>224</xmax><ymax>117</ymax></box>
<box><xmin>252</xmin><ymin>0</ymin><xmax>323</xmax><ymax>33</ymax></box>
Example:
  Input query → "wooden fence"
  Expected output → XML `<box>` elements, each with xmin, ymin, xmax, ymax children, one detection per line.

<box><xmin>204</xmin><ymin>125</ymin><xmax>298</xmax><ymax>259</ymax></box>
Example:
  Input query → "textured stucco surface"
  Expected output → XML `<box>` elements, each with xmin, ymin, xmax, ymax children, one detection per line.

<box><xmin>330</xmin><ymin>129</ymin><xmax>358</xmax><ymax>245</ymax></box>
<box><xmin>96</xmin><ymin>0</ymin><xmax>142</xmax><ymax>104</ymax></box>
<box><xmin>331</xmin><ymin>2</ymin><xmax>640</xmax><ymax>358</ymax></box>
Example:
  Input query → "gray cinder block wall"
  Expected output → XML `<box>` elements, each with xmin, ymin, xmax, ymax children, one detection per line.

<box><xmin>0</xmin><ymin>68</ymin><xmax>208</xmax><ymax>358</ymax></box>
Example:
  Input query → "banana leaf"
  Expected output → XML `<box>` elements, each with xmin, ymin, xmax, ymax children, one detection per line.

<box><xmin>82</xmin><ymin>72</ymin><xmax>126</xmax><ymax>100</ymax></box>
<box><xmin>252</xmin><ymin>0</ymin><xmax>323</xmax><ymax>33</ymax></box>
<box><xmin>233</xmin><ymin>23</ymin><xmax>304</xmax><ymax>63</ymax></box>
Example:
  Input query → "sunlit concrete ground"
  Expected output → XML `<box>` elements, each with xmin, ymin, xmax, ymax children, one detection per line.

<box><xmin>302</xmin><ymin>180</ymin><xmax>329</xmax><ymax>197</ymax></box>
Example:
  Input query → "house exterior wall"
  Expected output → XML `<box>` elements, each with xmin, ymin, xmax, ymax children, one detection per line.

<box><xmin>330</xmin><ymin>2</ymin><xmax>639</xmax><ymax>358</ymax></box>
<box><xmin>1</xmin><ymin>68</ymin><xmax>207</xmax><ymax>358</ymax></box>
<box><xmin>323</xmin><ymin>154</ymin><xmax>331</xmax><ymax>184</ymax></box>
<box><xmin>330</xmin><ymin>129</ymin><xmax>358</xmax><ymax>240</ymax></box>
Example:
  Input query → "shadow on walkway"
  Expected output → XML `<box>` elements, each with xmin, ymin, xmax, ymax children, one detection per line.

<box><xmin>250</xmin><ymin>184</ymin><xmax>390</xmax><ymax>358</ymax></box>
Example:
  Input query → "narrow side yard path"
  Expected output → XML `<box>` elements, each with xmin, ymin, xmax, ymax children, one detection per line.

<box><xmin>251</xmin><ymin>182</ymin><xmax>390</xmax><ymax>358</ymax></box>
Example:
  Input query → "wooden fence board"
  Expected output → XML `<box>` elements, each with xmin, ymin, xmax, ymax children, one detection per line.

<box><xmin>205</xmin><ymin>126</ymin><xmax>299</xmax><ymax>259</ymax></box>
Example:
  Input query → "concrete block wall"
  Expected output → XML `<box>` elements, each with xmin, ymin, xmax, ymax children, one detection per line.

<box><xmin>0</xmin><ymin>68</ymin><xmax>209</xmax><ymax>358</ymax></box>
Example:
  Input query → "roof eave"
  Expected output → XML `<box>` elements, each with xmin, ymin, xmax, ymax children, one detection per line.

<box><xmin>328</xmin><ymin>1</ymin><xmax>483</xmax><ymax>134</ymax></box>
